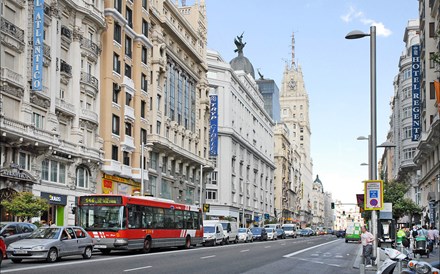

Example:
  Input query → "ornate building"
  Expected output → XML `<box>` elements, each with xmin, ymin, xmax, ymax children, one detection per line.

<box><xmin>0</xmin><ymin>0</ymin><xmax>105</xmax><ymax>225</ymax></box>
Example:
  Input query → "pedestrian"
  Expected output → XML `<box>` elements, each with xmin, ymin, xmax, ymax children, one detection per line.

<box><xmin>411</xmin><ymin>226</ymin><xmax>418</xmax><ymax>248</ymax></box>
<box><xmin>427</xmin><ymin>225</ymin><xmax>436</xmax><ymax>252</ymax></box>
<box><xmin>361</xmin><ymin>225</ymin><xmax>374</xmax><ymax>268</ymax></box>
<box><xmin>434</xmin><ymin>227</ymin><xmax>439</xmax><ymax>248</ymax></box>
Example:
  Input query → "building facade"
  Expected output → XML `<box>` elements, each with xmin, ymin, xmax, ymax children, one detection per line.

<box><xmin>98</xmin><ymin>0</ymin><xmax>211</xmax><ymax>205</ymax></box>
<box><xmin>256</xmin><ymin>78</ymin><xmax>281</xmax><ymax>123</ymax></box>
<box><xmin>279</xmin><ymin>34</ymin><xmax>314</xmax><ymax>227</ymax></box>
<box><xmin>206</xmin><ymin>46</ymin><xmax>275</xmax><ymax>227</ymax></box>
<box><xmin>0</xmin><ymin>0</ymin><xmax>105</xmax><ymax>225</ymax></box>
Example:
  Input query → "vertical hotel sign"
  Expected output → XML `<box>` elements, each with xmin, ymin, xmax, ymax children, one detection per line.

<box><xmin>209</xmin><ymin>95</ymin><xmax>218</xmax><ymax>156</ymax></box>
<box><xmin>411</xmin><ymin>45</ymin><xmax>420</xmax><ymax>141</ymax></box>
<box><xmin>32</xmin><ymin>0</ymin><xmax>44</xmax><ymax>91</ymax></box>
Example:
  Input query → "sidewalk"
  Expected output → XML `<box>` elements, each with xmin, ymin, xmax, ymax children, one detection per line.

<box><xmin>353</xmin><ymin>244</ymin><xmax>440</xmax><ymax>274</ymax></box>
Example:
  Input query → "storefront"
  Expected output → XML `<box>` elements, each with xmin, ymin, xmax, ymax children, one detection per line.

<box><xmin>40</xmin><ymin>192</ymin><xmax>67</xmax><ymax>226</ymax></box>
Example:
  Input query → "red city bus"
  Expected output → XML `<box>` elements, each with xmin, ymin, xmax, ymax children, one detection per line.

<box><xmin>76</xmin><ymin>194</ymin><xmax>203</xmax><ymax>254</ymax></box>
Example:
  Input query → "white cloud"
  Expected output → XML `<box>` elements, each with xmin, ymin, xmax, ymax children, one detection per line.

<box><xmin>341</xmin><ymin>6</ymin><xmax>392</xmax><ymax>37</ymax></box>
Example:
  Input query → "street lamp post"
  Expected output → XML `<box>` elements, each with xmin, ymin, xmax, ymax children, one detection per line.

<box><xmin>346</xmin><ymin>25</ymin><xmax>378</xmax><ymax>258</ymax></box>
<box><xmin>141</xmin><ymin>142</ymin><xmax>145</xmax><ymax>196</ymax></box>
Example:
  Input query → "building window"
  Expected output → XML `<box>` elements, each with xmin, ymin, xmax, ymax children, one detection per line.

<box><xmin>114</xmin><ymin>23</ymin><xmax>121</xmax><ymax>43</ymax></box>
<box><xmin>402</xmin><ymin>68</ymin><xmax>411</xmax><ymax>81</ymax></box>
<box><xmin>111</xmin><ymin>145</ymin><xmax>119</xmax><ymax>161</ymax></box>
<box><xmin>142</xmin><ymin>0</ymin><xmax>147</xmax><ymax>10</ymax></box>
<box><xmin>76</xmin><ymin>166</ymin><xmax>90</xmax><ymax>188</ymax></box>
<box><xmin>112</xmin><ymin>83</ymin><xmax>120</xmax><ymax>103</ymax></box>
<box><xmin>141</xmin><ymin>128</ymin><xmax>147</xmax><ymax>144</ymax></box>
<box><xmin>18</xmin><ymin>152</ymin><xmax>31</xmax><ymax>170</ymax></box>
<box><xmin>430</xmin><ymin>82</ymin><xmax>435</xmax><ymax>99</ymax></box>
<box><xmin>126</xmin><ymin>7</ymin><xmax>132</xmax><ymax>28</ymax></box>
<box><xmin>149</xmin><ymin>152</ymin><xmax>158</xmax><ymax>169</ymax></box>
<box><xmin>141</xmin><ymin>73</ymin><xmax>147</xmax><ymax>91</ymax></box>
<box><xmin>32</xmin><ymin>113</ymin><xmax>44</xmax><ymax>129</ymax></box>
<box><xmin>112</xmin><ymin>114</ymin><xmax>120</xmax><ymax>135</ymax></box>
<box><xmin>402</xmin><ymin>106</ymin><xmax>411</xmax><ymax>119</ymax></box>
<box><xmin>148</xmin><ymin>175</ymin><xmax>156</xmax><ymax>196</ymax></box>
<box><xmin>206</xmin><ymin>190</ymin><xmax>217</xmax><ymax>200</ymax></box>
<box><xmin>157</xmin><ymin>94</ymin><xmax>161</xmax><ymax>110</ymax></box>
<box><xmin>141</xmin><ymin>100</ymin><xmax>146</xmax><ymax>118</ymax></box>
<box><xmin>114</xmin><ymin>0</ymin><xmax>122</xmax><ymax>12</ymax></box>
<box><xmin>142</xmin><ymin>19</ymin><xmax>148</xmax><ymax>38</ymax></box>
<box><xmin>123</xmin><ymin>151</ymin><xmax>130</xmax><ymax>165</ymax></box>
<box><xmin>125</xmin><ymin>36</ymin><xmax>132</xmax><ymax>58</ymax></box>
<box><xmin>429</xmin><ymin>22</ymin><xmax>435</xmax><ymax>37</ymax></box>
<box><xmin>113</xmin><ymin>53</ymin><xmax>120</xmax><ymax>74</ymax></box>
<box><xmin>430</xmin><ymin>53</ymin><xmax>436</xmax><ymax>69</ymax></box>
<box><xmin>403</xmin><ymin>148</ymin><xmax>416</xmax><ymax>160</ymax></box>
<box><xmin>41</xmin><ymin>159</ymin><xmax>66</xmax><ymax>184</ymax></box>
<box><xmin>141</xmin><ymin>46</ymin><xmax>147</xmax><ymax>64</ymax></box>
<box><xmin>125</xmin><ymin>64</ymin><xmax>132</xmax><ymax>79</ymax></box>
<box><xmin>125</xmin><ymin>122</ymin><xmax>132</xmax><ymax>136</ymax></box>
<box><xmin>161</xmin><ymin>180</ymin><xmax>171</xmax><ymax>199</ymax></box>
<box><xmin>156</xmin><ymin>121</ymin><xmax>161</xmax><ymax>134</ymax></box>
<box><xmin>162</xmin><ymin>156</ymin><xmax>167</xmax><ymax>173</ymax></box>
<box><xmin>125</xmin><ymin>92</ymin><xmax>132</xmax><ymax>106</ymax></box>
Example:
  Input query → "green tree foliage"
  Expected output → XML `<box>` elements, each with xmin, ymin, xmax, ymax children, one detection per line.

<box><xmin>383</xmin><ymin>180</ymin><xmax>421</xmax><ymax>220</ymax></box>
<box><xmin>0</xmin><ymin>192</ymin><xmax>49</xmax><ymax>221</ymax></box>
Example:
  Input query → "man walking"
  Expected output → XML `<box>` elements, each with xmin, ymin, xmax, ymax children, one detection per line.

<box><xmin>361</xmin><ymin>225</ymin><xmax>374</xmax><ymax>267</ymax></box>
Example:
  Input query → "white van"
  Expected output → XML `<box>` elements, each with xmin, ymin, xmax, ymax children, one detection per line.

<box><xmin>203</xmin><ymin>220</ymin><xmax>224</xmax><ymax>246</ymax></box>
<box><xmin>220</xmin><ymin>220</ymin><xmax>239</xmax><ymax>244</ymax></box>
<box><xmin>282</xmin><ymin>224</ymin><xmax>298</xmax><ymax>238</ymax></box>
<box><xmin>264</xmin><ymin>223</ymin><xmax>282</xmax><ymax>230</ymax></box>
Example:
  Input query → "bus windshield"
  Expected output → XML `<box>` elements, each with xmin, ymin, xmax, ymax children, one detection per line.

<box><xmin>77</xmin><ymin>205</ymin><xmax>125</xmax><ymax>231</ymax></box>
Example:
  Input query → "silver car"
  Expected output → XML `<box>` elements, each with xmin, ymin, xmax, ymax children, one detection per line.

<box><xmin>7</xmin><ymin>226</ymin><xmax>94</xmax><ymax>263</ymax></box>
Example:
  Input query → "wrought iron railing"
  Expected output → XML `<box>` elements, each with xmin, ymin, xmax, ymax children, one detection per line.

<box><xmin>0</xmin><ymin>17</ymin><xmax>24</xmax><ymax>42</ymax></box>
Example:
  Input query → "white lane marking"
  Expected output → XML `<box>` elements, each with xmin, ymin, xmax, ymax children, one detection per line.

<box><xmin>240</xmin><ymin>249</ymin><xmax>250</xmax><ymax>253</ymax></box>
<box><xmin>264</xmin><ymin>246</ymin><xmax>271</xmax><ymax>248</ymax></box>
<box><xmin>200</xmin><ymin>255</ymin><xmax>216</xmax><ymax>259</ymax></box>
<box><xmin>124</xmin><ymin>266</ymin><xmax>152</xmax><ymax>272</ymax></box>
<box><xmin>283</xmin><ymin>239</ymin><xmax>339</xmax><ymax>258</ymax></box>
<box><xmin>294</xmin><ymin>257</ymin><xmax>341</xmax><ymax>268</ymax></box>
<box><xmin>281</xmin><ymin>243</ymin><xmax>286</xmax><ymax>246</ymax></box>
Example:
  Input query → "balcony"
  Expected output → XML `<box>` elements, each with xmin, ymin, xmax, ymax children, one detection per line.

<box><xmin>121</xmin><ymin>135</ymin><xmax>135</xmax><ymax>152</ymax></box>
<box><xmin>80</xmin><ymin>108</ymin><xmax>99</xmax><ymax>124</ymax></box>
<box><xmin>80</xmin><ymin>36</ymin><xmax>100</xmax><ymax>60</ymax></box>
<box><xmin>0</xmin><ymin>115</ymin><xmax>58</xmax><ymax>145</ymax></box>
<box><xmin>61</xmin><ymin>25</ymin><xmax>72</xmax><ymax>46</ymax></box>
<box><xmin>80</xmin><ymin>71</ymin><xmax>99</xmax><ymax>93</ymax></box>
<box><xmin>0</xmin><ymin>18</ymin><xmax>25</xmax><ymax>52</ymax></box>
<box><xmin>55</xmin><ymin>98</ymin><xmax>75</xmax><ymax>117</ymax></box>
<box><xmin>0</xmin><ymin>67</ymin><xmax>24</xmax><ymax>90</ymax></box>
<box><xmin>124</xmin><ymin>105</ymin><xmax>135</xmax><ymax>121</ymax></box>
<box><xmin>121</xmin><ymin>164</ymin><xmax>132</xmax><ymax>177</ymax></box>
<box><xmin>101</xmin><ymin>160</ymin><xmax>122</xmax><ymax>175</ymax></box>
<box><xmin>60</xmin><ymin>60</ymin><xmax>72</xmax><ymax>77</ymax></box>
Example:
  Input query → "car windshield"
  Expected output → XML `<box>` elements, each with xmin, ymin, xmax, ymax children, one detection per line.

<box><xmin>283</xmin><ymin>227</ymin><xmax>293</xmax><ymax>231</ymax></box>
<box><xmin>266</xmin><ymin>228</ymin><xmax>274</xmax><ymax>232</ymax></box>
<box><xmin>251</xmin><ymin>228</ymin><xmax>261</xmax><ymax>234</ymax></box>
<box><xmin>204</xmin><ymin>226</ymin><xmax>215</xmax><ymax>233</ymax></box>
<box><xmin>238</xmin><ymin>228</ymin><xmax>247</xmax><ymax>233</ymax></box>
<box><xmin>28</xmin><ymin>228</ymin><xmax>61</xmax><ymax>239</ymax></box>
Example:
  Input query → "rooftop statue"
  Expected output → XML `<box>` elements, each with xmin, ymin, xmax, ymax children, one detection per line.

<box><xmin>234</xmin><ymin>32</ymin><xmax>246</xmax><ymax>54</ymax></box>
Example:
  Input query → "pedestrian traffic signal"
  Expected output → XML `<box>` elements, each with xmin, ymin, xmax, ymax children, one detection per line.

<box><xmin>331</xmin><ymin>202</ymin><xmax>335</xmax><ymax>209</ymax></box>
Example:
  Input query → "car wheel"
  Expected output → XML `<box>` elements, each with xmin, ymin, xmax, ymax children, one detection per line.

<box><xmin>11</xmin><ymin>258</ymin><xmax>22</xmax><ymax>263</ymax></box>
<box><xmin>345</xmin><ymin>239</ymin><xmax>348</xmax><ymax>243</ymax></box>
<box><xmin>46</xmin><ymin>247</ymin><xmax>58</xmax><ymax>263</ymax></box>
<box><xmin>99</xmin><ymin>249</ymin><xmax>111</xmax><ymax>255</ymax></box>
<box><xmin>83</xmin><ymin>246</ymin><xmax>93</xmax><ymax>259</ymax></box>
<box><xmin>142</xmin><ymin>237</ymin><xmax>152</xmax><ymax>253</ymax></box>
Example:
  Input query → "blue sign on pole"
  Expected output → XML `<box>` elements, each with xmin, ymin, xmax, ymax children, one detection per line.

<box><xmin>254</xmin><ymin>216</ymin><xmax>260</xmax><ymax>222</ymax></box>
<box><xmin>411</xmin><ymin>45</ymin><xmax>421</xmax><ymax>141</ymax></box>
<box><xmin>209</xmin><ymin>95</ymin><xmax>218</xmax><ymax>156</ymax></box>
<box><xmin>32</xmin><ymin>0</ymin><xmax>44</xmax><ymax>91</ymax></box>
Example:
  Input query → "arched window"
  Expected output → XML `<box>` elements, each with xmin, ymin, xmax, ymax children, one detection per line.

<box><xmin>76</xmin><ymin>166</ymin><xmax>90</xmax><ymax>188</ymax></box>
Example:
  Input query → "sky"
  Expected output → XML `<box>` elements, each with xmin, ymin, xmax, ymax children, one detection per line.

<box><xmin>200</xmin><ymin>0</ymin><xmax>419</xmax><ymax>205</ymax></box>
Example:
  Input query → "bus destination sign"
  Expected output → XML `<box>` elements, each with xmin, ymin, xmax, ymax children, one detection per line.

<box><xmin>80</xmin><ymin>196</ymin><xmax>122</xmax><ymax>205</ymax></box>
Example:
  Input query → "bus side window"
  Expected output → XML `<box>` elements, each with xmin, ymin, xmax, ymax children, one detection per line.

<box><xmin>143</xmin><ymin>207</ymin><xmax>153</xmax><ymax>229</ymax></box>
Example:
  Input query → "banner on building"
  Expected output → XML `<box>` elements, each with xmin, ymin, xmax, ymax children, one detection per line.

<box><xmin>411</xmin><ymin>45</ymin><xmax>421</xmax><ymax>141</ymax></box>
<box><xmin>32</xmin><ymin>0</ymin><xmax>44</xmax><ymax>91</ymax></box>
<box><xmin>209</xmin><ymin>95</ymin><xmax>218</xmax><ymax>156</ymax></box>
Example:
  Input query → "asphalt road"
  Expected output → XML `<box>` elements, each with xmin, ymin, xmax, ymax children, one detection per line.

<box><xmin>0</xmin><ymin>235</ymin><xmax>360</xmax><ymax>274</ymax></box>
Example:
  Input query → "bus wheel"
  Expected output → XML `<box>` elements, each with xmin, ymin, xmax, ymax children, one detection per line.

<box><xmin>142</xmin><ymin>237</ymin><xmax>151</xmax><ymax>253</ymax></box>
<box><xmin>184</xmin><ymin>236</ymin><xmax>191</xmax><ymax>249</ymax></box>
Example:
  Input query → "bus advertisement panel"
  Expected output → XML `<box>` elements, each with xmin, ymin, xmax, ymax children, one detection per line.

<box><xmin>77</xmin><ymin>195</ymin><xmax>203</xmax><ymax>254</ymax></box>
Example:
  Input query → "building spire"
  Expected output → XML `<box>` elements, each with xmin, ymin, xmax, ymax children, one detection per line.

<box><xmin>291</xmin><ymin>32</ymin><xmax>296</xmax><ymax>68</ymax></box>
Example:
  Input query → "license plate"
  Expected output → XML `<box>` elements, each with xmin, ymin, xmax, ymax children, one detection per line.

<box><xmin>14</xmin><ymin>250</ymin><xmax>28</xmax><ymax>254</ymax></box>
<box><xmin>94</xmin><ymin>245</ymin><xmax>107</xmax><ymax>249</ymax></box>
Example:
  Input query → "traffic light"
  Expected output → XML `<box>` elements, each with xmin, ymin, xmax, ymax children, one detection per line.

<box><xmin>342</xmin><ymin>210</ymin><xmax>346</xmax><ymax>215</ymax></box>
<box><xmin>331</xmin><ymin>202</ymin><xmax>335</xmax><ymax>209</ymax></box>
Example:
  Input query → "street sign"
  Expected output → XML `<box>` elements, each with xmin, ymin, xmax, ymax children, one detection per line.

<box><xmin>264</xmin><ymin>213</ymin><xmax>269</xmax><ymax>220</ymax></box>
<box><xmin>254</xmin><ymin>216</ymin><xmax>260</xmax><ymax>222</ymax></box>
<box><xmin>364</xmin><ymin>180</ymin><xmax>384</xmax><ymax>210</ymax></box>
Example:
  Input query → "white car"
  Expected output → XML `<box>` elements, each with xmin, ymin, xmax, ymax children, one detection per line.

<box><xmin>265</xmin><ymin>228</ymin><xmax>276</xmax><ymax>240</ymax></box>
<box><xmin>237</xmin><ymin>228</ymin><xmax>253</xmax><ymax>243</ymax></box>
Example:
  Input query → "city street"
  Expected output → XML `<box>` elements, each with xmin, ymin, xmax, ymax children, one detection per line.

<box><xmin>0</xmin><ymin>235</ymin><xmax>360</xmax><ymax>274</ymax></box>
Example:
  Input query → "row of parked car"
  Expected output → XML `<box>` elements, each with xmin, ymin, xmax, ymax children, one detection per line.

<box><xmin>202</xmin><ymin>222</ymin><xmax>299</xmax><ymax>246</ymax></box>
<box><xmin>0</xmin><ymin>222</ymin><xmax>94</xmax><ymax>266</ymax></box>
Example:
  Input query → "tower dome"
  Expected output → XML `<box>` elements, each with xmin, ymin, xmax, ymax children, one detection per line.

<box><xmin>229</xmin><ymin>33</ymin><xmax>255</xmax><ymax>78</ymax></box>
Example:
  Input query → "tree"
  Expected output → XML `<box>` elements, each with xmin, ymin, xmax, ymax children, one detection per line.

<box><xmin>383</xmin><ymin>180</ymin><xmax>422</xmax><ymax>221</ymax></box>
<box><xmin>0</xmin><ymin>191</ymin><xmax>49</xmax><ymax>221</ymax></box>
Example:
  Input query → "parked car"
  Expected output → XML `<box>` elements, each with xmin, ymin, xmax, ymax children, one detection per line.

<box><xmin>203</xmin><ymin>221</ymin><xmax>224</xmax><ymax>246</ymax></box>
<box><xmin>299</xmin><ymin>228</ymin><xmax>314</xmax><ymax>237</ymax></box>
<box><xmin>326</xmin><ymin>228</ymin><xmax>334</xmax><ymax>235</ymax></box>
<box><xmin>282</xmin><ymin>224</ymin><xmax>298</xmax><ymax>238</ymax></box>
<box><xmin>0</xmin><ymin>222</ymin><xmax>38</xmax><ymax>246</ymax></box>
<box><xmin>7</xmin><ymin>226</ymin><xmax>94</xmax><ymax>263</ymax></box>
<box><xmin>0</xmin><ymin>236</ymin><xmax>6</xmax><ymax>266</ymax></box>
<box><xmin>335</xmin><ymin>229</ymin><xmax>346</xmax><ymax>238</ymax></box>
<box><xmin>266</xmin><ymin>228</ymin><xmax>276</xmax><ymax>240</ymax></box>
<box><xmin>250</xmin><ymin>227</ymin><xmax>267</xmax><ymax>241</ymax></box>
<box><xmin>275</xmin><ymin>228</ymin><xmax>286</xmax><ymax>239</ymax></box>
<box><xmin>237</xmin><ymin>228</ymin><xmax>253</xmax><ymax>243</ymax></box>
